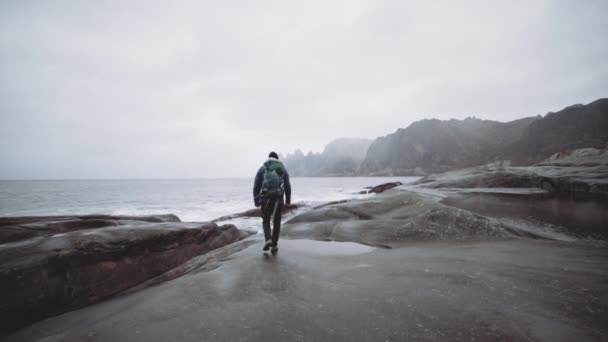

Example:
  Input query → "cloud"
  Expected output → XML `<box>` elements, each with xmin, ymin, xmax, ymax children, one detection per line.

<box><xmin>1</xmin><ymin>0</ymin><xmax>607</xmax><ymax>178</ymax></box>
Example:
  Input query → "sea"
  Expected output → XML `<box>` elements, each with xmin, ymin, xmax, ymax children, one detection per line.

<box><xmin>0</xmin><ymin>177</ymin><xmax>419</xmax><ymax>223</ymax></box>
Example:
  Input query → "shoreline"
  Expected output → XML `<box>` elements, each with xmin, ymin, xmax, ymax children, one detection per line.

<box><xmin>0</xmin><ymin>177</ymin><xmax>417</xmax><ymax>222</ymax></box>
<box><xmin>2</xmin><ymin>175</ymin><xmax>608</xmax><ymax>339</ymax></box>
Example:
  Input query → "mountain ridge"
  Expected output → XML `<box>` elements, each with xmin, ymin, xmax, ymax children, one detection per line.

<box><xmin>282</xmin><ymin>98</ymin><xmax>608</xmax><ymax>176</ymax></box>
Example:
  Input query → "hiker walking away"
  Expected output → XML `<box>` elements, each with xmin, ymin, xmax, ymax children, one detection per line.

<box><xmin>253</xmin><ymin>152</ymin><xmax>291</xmax><ymax>253</ymax></box>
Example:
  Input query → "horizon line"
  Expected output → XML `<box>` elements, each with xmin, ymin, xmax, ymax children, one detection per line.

<box><xmin>0</xmin><ymin>175</ymin><xmax>415</xmax><ymax>181</ymax></box>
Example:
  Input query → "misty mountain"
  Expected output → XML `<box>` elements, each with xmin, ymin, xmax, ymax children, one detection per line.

<box><xmin>282</xmin><ymin>99</ymin><xmax>608</xmax><ymax>177</ymax></box>
<box><xmin>358</xmin><ymin>116</ymin><xmax>536</xmax><ymax>176</ymax></box>
<box><xmin>359</xmin><ymin>98</ymin><xmax>608</xmax><ymax>175</ymax></box>
<box><xmin>283</xmin><ymin>138</ymin><xmax>372</xmax><ymax>176</ymax></box>
<box><xmin>502</xmin><ymin>98</ymin><xmax>608</xmax><ymax>165</ymax></box>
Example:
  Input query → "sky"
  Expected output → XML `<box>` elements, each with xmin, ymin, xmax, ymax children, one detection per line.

<box><xmin>1</xmin><ymin>0</ymin><xmax>607</xmax><ymax>179</ymax></box>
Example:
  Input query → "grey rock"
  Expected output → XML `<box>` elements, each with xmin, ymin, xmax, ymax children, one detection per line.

<box><xmin>416</xmin><ymin>147</ymin><xmax>608</xmax><ymax>198</ymax></box>
<box><xmin>0</xmin><ymin>214</ymin><xmax>181</xmax><ymax>244</ymax></box>
<box><xmin>283</xmin><ymin>190</ymin><xmax>538</xmax><ymax>247</ymax></box>
<box><xmin>367</xmin><ymin>181</ymin><xmax>403</xmax><ymax>193</ymax></box>
<box><xmin>212</xmin><ymin>203</ymin><xmax>302</xmax><ymax>223</ymax></box>
<box><xmin>6</xmin><ymin>237</ymin><xmax>608</xmax><ymax>342</ymax></box>
<box><xmin>0</xmin><ymin>218</ymin><xmax>247</xmax><ymax>333</ymax></box>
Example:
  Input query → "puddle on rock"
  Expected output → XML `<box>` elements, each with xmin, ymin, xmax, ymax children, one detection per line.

<box><xmin>442</xmin><ymin>193</ymin><xmax>608</xmax><ymax>239</ymax></box>
<box><xmin>285</xmin><ymin>239</ymin><xmax>375</xmax><ymax>256</ymax></box>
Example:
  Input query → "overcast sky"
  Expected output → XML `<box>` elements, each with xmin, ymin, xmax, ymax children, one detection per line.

<box><xmin>1</xmin><ymin>0</ymin><xmax>607</xmax><ymax>179</ymax></box>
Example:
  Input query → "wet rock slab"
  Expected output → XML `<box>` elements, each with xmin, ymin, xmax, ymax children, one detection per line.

<box><xmin>0</xmin><ymin>215</ymin><xmax>248</xmax><ymax>333</ymax></box>
<box><xmin>442</xmin><ymin>192</ymin><xmax>608</xmax><ymax>240</ymax></box>
<box><xmin>282</xmin><ymin>190</ymin><xmax>540</xmax><ymax>247</ymax></box>
<box><xmin>5</xmin><ymin>237</ymin><xmax>608</xmax><ymax>342</ymax></box>
<box><xmin>0</xmin><ymin>214</ymin><xmax>180</xmax><ymax>244</ymax></box>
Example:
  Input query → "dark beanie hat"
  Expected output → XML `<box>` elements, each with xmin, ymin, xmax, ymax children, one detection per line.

<box><xmin>268</xmin><ymin>151</ymin><xmax>279</xmax><ymax>159</ymax></box>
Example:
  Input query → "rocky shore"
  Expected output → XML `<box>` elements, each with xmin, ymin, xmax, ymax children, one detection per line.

<box><xmin>2</xmin><ymin>171</ymin><xmax>608</xmax><ymax>341</ymax></box>
<box><xmin>283</xmin><ymin>190</ymin><xmax>537</xmax><ymax>247</ymax></box>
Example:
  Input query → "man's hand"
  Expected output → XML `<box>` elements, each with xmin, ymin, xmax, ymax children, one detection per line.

<box><xmin>254</xmin><ymin>200</ymin><xmax>261</xmax><ymax>207</ymax></box>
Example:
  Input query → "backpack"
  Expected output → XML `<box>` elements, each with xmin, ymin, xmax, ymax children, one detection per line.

<box><xmin>262</xmin><ymin>161</ymin><xmax>284</xmax><ymax>199</ymax></box>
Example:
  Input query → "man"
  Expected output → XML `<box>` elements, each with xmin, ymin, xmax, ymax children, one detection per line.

<box><xmin>253</xmin><ymin>151</ymin><xmax>291</xmax><ymax>253</ymax></box>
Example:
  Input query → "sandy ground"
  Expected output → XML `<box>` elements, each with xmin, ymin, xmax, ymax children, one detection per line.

<box><xmin>5</xmin><ymin>235</ymin><xmax>607</xmax><ymax>342</ymax></box>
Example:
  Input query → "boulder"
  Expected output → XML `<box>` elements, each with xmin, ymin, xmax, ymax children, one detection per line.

<box><xmin>367</xmin><ymin>181</ymin><xmax>403</xmax><ymax>194</ymax></box>
<box><xmin>0</xmin><ymin>218</ymin><xmax>247</xmax><ymax>334</ymax></box>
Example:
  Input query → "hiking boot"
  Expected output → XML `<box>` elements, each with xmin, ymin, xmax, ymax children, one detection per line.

<box><xmin>263</xmin><ymin>240</ymin><xmax>272</xmax><ymax>251</ymax></box>
<box><xmin>270</xmin><ymin>245</ymin><xmax>279</xmax><ymax>254</ymax></box>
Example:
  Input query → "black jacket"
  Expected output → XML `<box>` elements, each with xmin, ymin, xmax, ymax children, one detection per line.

<box><xmin>253</xmin><ymin>158</ymin><xmax>291</xmax><ymax>205</ymax></box>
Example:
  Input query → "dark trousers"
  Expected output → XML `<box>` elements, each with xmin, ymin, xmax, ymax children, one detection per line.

<box><xmin>261</xmin><ymin>196</ymin><xmax>284</xmax><ymax>245</ymax></box>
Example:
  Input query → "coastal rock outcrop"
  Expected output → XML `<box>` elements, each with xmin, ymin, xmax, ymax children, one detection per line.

<box><xmin>366</xmin><ymin>181</ymin><xmax>403</xmax><ymax>194</ymax></box>
<box><xmin>0</xmin><ymin>214</ymin><xmax>180</xmax><ymax>244</ymax></box>
<box><xmin>6</xmin><ymin>237</ymin><xmax>608</xmax><ymax>342</ymax></box>
<box><xmin>0</xmin><ymin>216</ymin><xmax>247</xmax><ymax>333</ymax></box>
<box><xmin>3</xmin><ymin>194</ymin><xmax>608</xmax><ymax>341</ymax></box>
<box><xmin>415</xmin><ymin>147</ymin><xmax>608</xmax><ymax>198</ymax></box>
<box><xmin>282</xmin><ymin>190</ymin><xmax>534</xmax><ymax>247</ymax></box>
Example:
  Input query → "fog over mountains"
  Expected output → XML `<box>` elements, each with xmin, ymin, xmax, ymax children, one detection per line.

<box><xmin>283</xmin><ymin>98</ymin><xmax>608</xmax><ymax>176</ymax></box>
<box><xmin>283</xmin><ymin>138</ymin><xmax>372</xmax><ymax>176</ymax></box>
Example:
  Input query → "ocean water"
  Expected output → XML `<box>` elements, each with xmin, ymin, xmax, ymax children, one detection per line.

<box><xmin>0</xmin><ymin>177</ymin><xmax>418</xmax><ymax>222</ymax></box>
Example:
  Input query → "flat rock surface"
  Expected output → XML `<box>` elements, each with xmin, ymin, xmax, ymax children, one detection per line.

<box><xmin>415</xmin><ymin>148</ymin><xmax>608</xmax><ymax>198</ymax></box>
<box><xmin>5</xmin><ymin>237</ymin><xmax>607</xmax><ymax>342</ymax></box>
<box><xmin>416</xmin><ymin>165</ymin><xmax>608</xmax><ymax>198</ymax></box>
<box><xmin>441</xmin><ymin>192</ymin><xmax>608</xmax><ymax>240</ymax></box>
